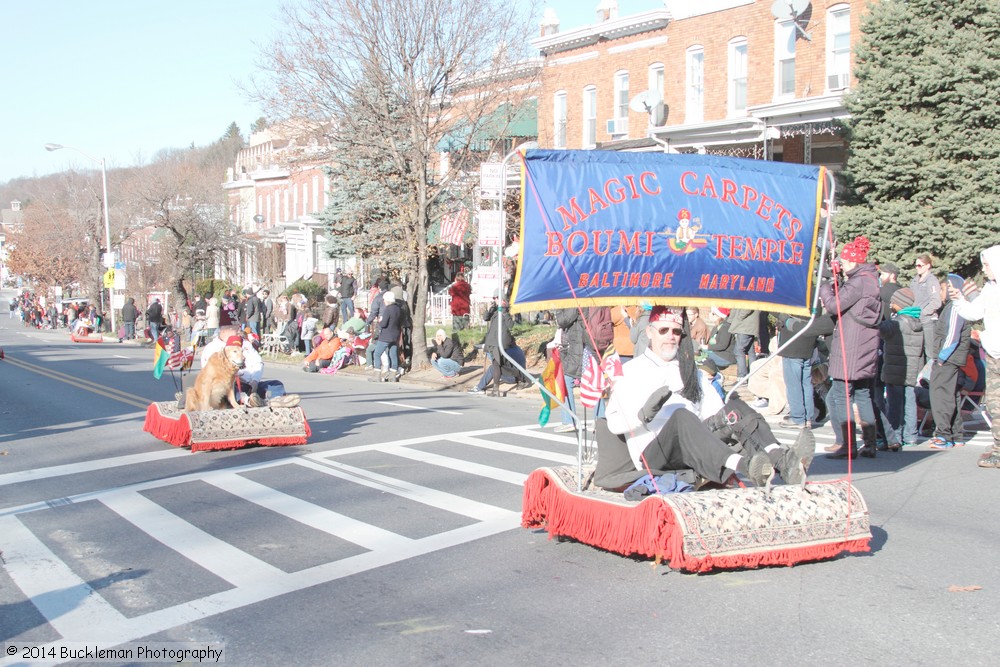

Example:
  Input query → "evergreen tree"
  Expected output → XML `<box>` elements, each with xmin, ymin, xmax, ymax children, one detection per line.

<box><xmin>837</xmin><ymin>0</ymin><xmax>1000</xmax><ymax>276</ymax></box>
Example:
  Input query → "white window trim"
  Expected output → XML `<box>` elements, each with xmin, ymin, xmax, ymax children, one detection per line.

<box><xmin>648</xmin><ymin>62</ymin><xmax>665</xmax><ymax>105</ymax></box>
<box><xmin>582</xmin><ymin>86</ymin><xmax>597</xmax><ymax>149</ymax></box>
<box><xmin>553</xmin><ymin>91</ymin><xmax>567</xmax><ymax>149</ymax></box>
<box><xmin>686</xmin><ymin>46</ymin><xmax>704</xmax><ymax>124</ymax></box>
<box><xmin>728</xmin><ymin>37</ymin><xmax>748</xmax><ymax>116</ymax></box>
<box><xmin>774</xmin><ymin>20</ymin><xmax>796</xmax><ymax>100</ymax></box>
<box><xmin>826</xmin><ymin>4</ymin><xmax>851</xmax><ymax>91</ymax></box>
<box><xmin>612</xmin><ymin>70</ymin><xmax>630</xmax><ymax>137</ymax></box>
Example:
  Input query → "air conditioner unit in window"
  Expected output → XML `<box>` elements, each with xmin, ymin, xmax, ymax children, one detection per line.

<box><xmin>606</xmin><ymin>117</ymin><xmax>628</xmax><ymax>136</ymax></box>
<box><xmin>827</xmin><ymin>73</ymin><xmax>850</xmax><ymax>90</ymax></box>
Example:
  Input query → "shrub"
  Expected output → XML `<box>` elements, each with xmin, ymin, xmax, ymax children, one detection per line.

<box><xmin>284</xmin><ymin>279</ymin><xmax>327</xmax><ymax>304</ymax></box>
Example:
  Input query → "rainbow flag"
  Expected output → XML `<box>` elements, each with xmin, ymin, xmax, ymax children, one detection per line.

<box><xmin>538</xmin><ymin>348</ymin><xmax>567</xmax><ymax>427</ymax></box>
<box><xmin>153</xmin><ymin>337</ymin><xmax>168</xmax><ymax>379</ymax></box>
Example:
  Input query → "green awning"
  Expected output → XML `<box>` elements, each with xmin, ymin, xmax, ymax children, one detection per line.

<box><xmin>437</xmin><ymin>99</ymin><xmax>538</xmax><ymax>152</ymax></box>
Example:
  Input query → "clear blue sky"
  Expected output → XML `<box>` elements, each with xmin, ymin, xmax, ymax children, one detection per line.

<box><xmin>0</xmin><ymin>1</ymin><xmax>660</xmax><ymax>183</ymax></box>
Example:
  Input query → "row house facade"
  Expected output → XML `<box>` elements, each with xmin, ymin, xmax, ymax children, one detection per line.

<box><xmin>222</xmin><ymin>124</ymin><xmax>343</xmax><ymax>294</ymax></box>
<box><xmin>533</xmin><ymin>0</ymin><xmax>865</xmax><ymax>182</ymax></box>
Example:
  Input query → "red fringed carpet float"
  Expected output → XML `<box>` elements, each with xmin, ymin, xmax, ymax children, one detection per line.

<box><xmin>70</xmin><ymin>332</ymin><xmax>104</xmax><ymax>343</ymax></box>
<box><xmin>143</xmin><ymin>401</ymin><xmax>311</xmax><ymax>452</ymax></box>
<box><xmin>522</xmin><ymin>465</ymin><xmax>871</xmax><ymax>572</ymax></box>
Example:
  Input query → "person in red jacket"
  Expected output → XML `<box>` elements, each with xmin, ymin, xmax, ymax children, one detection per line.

<box><xmin>448</xmin><ymin>273</ymin><xmax>472</xmax><ymax>331</ymax></box>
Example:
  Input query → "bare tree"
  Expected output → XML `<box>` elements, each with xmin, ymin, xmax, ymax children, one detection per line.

<box><xmin>120</xmin><ymin>149</ymin><xmax>240</xmax><ymax>313</ymax></box>
<box><xmin>7</xmin><ymin>170</ymin><xmax>109</xmax><ymax>297</ymax></box>
<box><xmin>251</xmin><ymin>0</ymin><xmax>538</xmax><ymax>366</ymax></box>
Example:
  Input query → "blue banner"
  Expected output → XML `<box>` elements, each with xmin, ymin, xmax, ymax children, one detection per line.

<box><xmin>509</xmin><ymin>150</ymin><xmax>826</xmax><ymax>315</ymax></box>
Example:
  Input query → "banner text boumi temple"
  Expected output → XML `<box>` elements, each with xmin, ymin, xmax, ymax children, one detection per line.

<box><xmin>509</xmin><ymin>150</ymin><xmax>825</xmax><ymax>315</ymax></box>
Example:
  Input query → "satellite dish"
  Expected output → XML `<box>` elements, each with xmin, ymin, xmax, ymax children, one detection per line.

<box><xmin>770</xmin><ymin>0</ymin><xmax>810</xmax><ymax>19</ymax></box>
<box><xmin>770</xmin><ymin>0</ymin><xmax>812</xmax><ymax>40</ymax></box>
<box><xmin>650</xmin><ymin>101</ymin><xmax>668</xmax><ymax>126</ymax></box>
<box><xmin>629</xmin><ymin>90</ymin><xmax>652</xmax><ymax>114</ymax></box>
<box><xmin>253</xmin><ymin>214</ymin><xmax>265</xmax><ymax>224</ymax></box>
<box><xmin>770</xmin><ymin>0</ymin><xmax>793</xmax><ymax>20</ymax></box>
<box><xmin>790</xmin><ymin>0</ymin><xmax>810</xmax><ymax>14</ymax></box>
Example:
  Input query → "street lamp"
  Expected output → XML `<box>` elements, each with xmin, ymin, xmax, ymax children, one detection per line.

<box><xmin>44</xmin><ymin>142</ymin><xmax>117</xmax><ymax>339</ymax></box>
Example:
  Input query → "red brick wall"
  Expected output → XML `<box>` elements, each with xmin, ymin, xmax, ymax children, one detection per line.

<box><xmin>537</xmin><ymin>1</ymin><xmax>867</xmax><ymax>149</ymax></box>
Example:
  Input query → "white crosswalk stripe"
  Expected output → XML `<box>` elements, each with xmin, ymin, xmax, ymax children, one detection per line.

<box><xmin>0</xmin><ymin>424</ymin><xmax>569</xmax><ymax>655</ymax></box>
<box><xmin>2</xmin><ymin>415</ymin><xmax>991</xmax><ymax>658</ymax></box>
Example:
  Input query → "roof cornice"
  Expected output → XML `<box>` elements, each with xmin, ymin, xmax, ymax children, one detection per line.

<box><xmin>531</xmin><ymin>9</ymin><xmax>672</xmax><ymax>56</ymax></box>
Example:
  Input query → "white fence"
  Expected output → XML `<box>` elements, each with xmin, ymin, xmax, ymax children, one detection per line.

<box><xmin>426</xmin><ymin>291</ymin><xmax>495</xmax><ymax>327</ymax></box>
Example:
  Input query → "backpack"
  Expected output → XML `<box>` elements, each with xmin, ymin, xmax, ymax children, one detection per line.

<box><xmin>586</xmin><ymin>306</ymin><xmax>614</xmax><ymax>352</ymax></box>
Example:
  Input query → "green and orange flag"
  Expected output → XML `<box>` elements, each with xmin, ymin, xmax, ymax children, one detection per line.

<box><xmin>153</xmin><ymin>336</ymin><xmax>168</xmax><ymax>379</ymax></box>
<box><xmin>538</xmin><ymin>348</ymin><xmax>567</xmax><ymax>427</ymax></box>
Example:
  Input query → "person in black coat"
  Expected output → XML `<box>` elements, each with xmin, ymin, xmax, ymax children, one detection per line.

<box><xmin>121</xmin><ymin>297</ymin><xmax>139</xmax><ymax>340</ymax></box>
<box><xmin>369</xmin><ymin>291</ymin><xmax>401</xmax><ymax>382</ymax></box>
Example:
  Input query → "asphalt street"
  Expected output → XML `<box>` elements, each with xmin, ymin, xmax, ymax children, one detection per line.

<box><xmin>1</xmin><ymin>289</ymin><xmax>998</xmax><ymax>666</ymax></box>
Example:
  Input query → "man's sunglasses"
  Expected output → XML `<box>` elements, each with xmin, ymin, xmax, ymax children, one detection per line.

<box><xmin>653</xmin><ymin>326</ymin><xmax>684</xmax><ymax>336</ymax></box>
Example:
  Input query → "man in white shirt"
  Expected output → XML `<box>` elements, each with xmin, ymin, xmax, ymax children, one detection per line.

<box><xmin>606</xmin><ymin>307</ymin><xmax>812</xmax><ymax>488</ymax></box>
<box><xmin>950</xmin><ymin>244</ymin><xmax>1000</xmax><ymax>468</ymax></box>
<box><xmin>200</xmin><ymin>327</ymin><xmax>294</xmax><ymax>407</ymax></box>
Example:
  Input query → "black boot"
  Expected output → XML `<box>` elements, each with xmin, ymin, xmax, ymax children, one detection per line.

<box><xmin>858</xmin><ymin>424</ymin><xmax>877</xmax><ymax>458</ymax></box>
<box><xmin>826</xmin><ymin>422</ymin><xmax>856</xmax><ymax>459</ymax></box>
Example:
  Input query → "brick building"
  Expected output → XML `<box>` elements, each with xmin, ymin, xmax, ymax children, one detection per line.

<box><xmin>532</xmin><ymin>0</ymin><xmax>866</xmax><ymax>176</ymax></box>
<box><xmin>223</xmin><ymin>122</ymin><xmax>341</xmax><ymax>293</ymax></box>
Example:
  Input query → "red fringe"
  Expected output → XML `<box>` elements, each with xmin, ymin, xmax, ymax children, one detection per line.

<box><xmin>143</xmin><ymin>403</ymin><xmax>311</xmax><ymax>452</ymax></box>
<box><xmin>522</xmin><ymin>468</ymin><xmax>871</xmax><ymax>572</ymax></box>
<box><xmin>143</xmin><ymin>403</ymin><xmax>192</xmax><ymax>447</ymax></box>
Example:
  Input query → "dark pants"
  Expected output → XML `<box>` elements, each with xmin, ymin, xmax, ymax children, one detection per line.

<box><xmin>930</xmin><ymin>362</ymin><xmax>963</xmax><ymax>442</ymax></box>
<box><xmin>304</xmin><ymin>359</ymin><xmax>332</xmax><ymax>373</ymax></box>
<box><xmin>735</xmin><ymin>333</ymin><xmax>756</xmax><ymax>377</ymax></box>
<box><xmin>641</xmin><ymin>409</ymin><xmax>733</xmax><ymax>484</ymax></box>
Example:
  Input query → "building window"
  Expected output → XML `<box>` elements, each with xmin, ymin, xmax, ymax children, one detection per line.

<box><xmin>553</xmin><ymin>91</ymin><xmax>567</xmax><ymax>148</ymax></box>
<box><xmin>648</xmin><ymin>63</ymin><xmax>665</xmax><ymax>104</ymax></box>
<box><xmin>611</xmin><ymin>71</ymin><xmax>629</xmax><ymax>136</ymax></box>
<box><xmin>775</xmin><ymin>21</ymin><xmax>796</xmax><ymax>98</ymax></box>
<box><xmin>728</xmin><ymin>37</ymin><xmax>748</xmax><ymax>115</ymax></box>
<box><xmin>686</xmin><ymin>46</ymin><xmax>704</xmax><ymax>123</ymax></box>
<box><xmin>582</xmin><ymin>86</ymin><xmax>597</xmax><ymax>148</ymax></box>
<box><xmin>827</xmin><ymin>4</ymin><xmax>851</xmax><ymax>90</ymax></box>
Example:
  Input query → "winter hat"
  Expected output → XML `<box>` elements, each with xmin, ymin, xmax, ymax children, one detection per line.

<box><xmin>890</xmin><ymin>287</ymin><xmax>914</xmax><ymax>309</ymax></box>
<box><xmin>878</xmin><ymin>262</ymin><xmax>900</xmax><ymax>276</ymax></box>
<box><xmin>225</xmin><ymin>335</ymin><xmax>243</xmax><ymax>348</ymax></box>
<box><xmin>435</xmin><ymin>329</ymin><xmax>447</xmax><ymax>340</ymax></box>
<box><xmin>840</xmin><ymin>236</ymin><xmax>871</xmax><ymax>263</ymax></box>
<box><xmin>649</xmin><ymin>306</ymin><xmax>683</xmax><ymax>328</ymax></box>
<box><xmin>698</xmin><ymin>358</ymin><xmax>720</xmax><ymax>377</ymax></box>
<box><xmin>945</xmin><ymin>273</ymin><xmax>965</xmax><ymax>294</ymax></box>
<box><xmin>382</xmin><ymin>291</ymin><xmax>396</xmax><ymax>304</ymax></box>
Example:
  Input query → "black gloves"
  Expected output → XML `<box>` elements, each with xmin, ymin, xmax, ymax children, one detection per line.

<box><xmin>639</xmin><ymin>386</ymin><xmax>673</xmax><ymax>424</ymax></box>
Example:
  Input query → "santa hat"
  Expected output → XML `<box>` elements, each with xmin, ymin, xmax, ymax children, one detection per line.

<box><xmin>225</xmin><ymin>335</ymin><xmax>243</xmax><ymax>348</ymax></box>
<box><xmin>840</xmin><ymin>236</ymin><xmax>871</xmax><ymax>263</ymax></box>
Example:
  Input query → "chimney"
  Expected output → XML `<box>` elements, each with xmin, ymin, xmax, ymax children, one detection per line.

<box><xmin>11</xmin><ymin>200</ymin><xmax>21</xmax><ymax>211</ymax></box>
<box><xmin>540</xmin><ymin>8</ymin><xmax>560</xmax><ymax>36</ymax></box>
<box><xmin>596</xmin><ymin>0</ymin><xmax>618</xmax><ymax>23</ymax></box>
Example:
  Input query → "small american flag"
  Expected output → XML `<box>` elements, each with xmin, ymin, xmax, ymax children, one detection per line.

<box><xmin>439</xmin><ymin>209</ymin><xmax>469</xmax><ymax>246</ymax></box>
<box><xmin>165</xmin><ymin>348</ymin><xmax>195</xmax><ymax>371</ymax></box>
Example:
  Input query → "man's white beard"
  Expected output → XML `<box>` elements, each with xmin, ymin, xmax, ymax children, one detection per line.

<box><xmin>659</xmin><ymin>347</ymin><xmax>678</xmax><ymax>362</ymax></box>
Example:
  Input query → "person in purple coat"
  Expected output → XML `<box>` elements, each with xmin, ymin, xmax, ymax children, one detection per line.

<box><xmin>820</xmin><ymin>236</ymin><xmax>884</xmax><ymax>459</ymax></box>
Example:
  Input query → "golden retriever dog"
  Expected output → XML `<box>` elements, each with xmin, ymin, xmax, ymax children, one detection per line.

<box><xmin>185</xmin><ymin>340</ymin><xmax>245</xmax><ymax>411</ymax></box>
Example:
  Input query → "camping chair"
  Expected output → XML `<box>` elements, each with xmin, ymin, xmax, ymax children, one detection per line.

<box><xmin>959</xmin><ymin>389</ymin><xmax>992</xmax><ymax>428</ymax></box>
<box><xmin>261</xmin><ymin>322</ymin><xmax>291</xmax><ymax>355</ymax></box>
